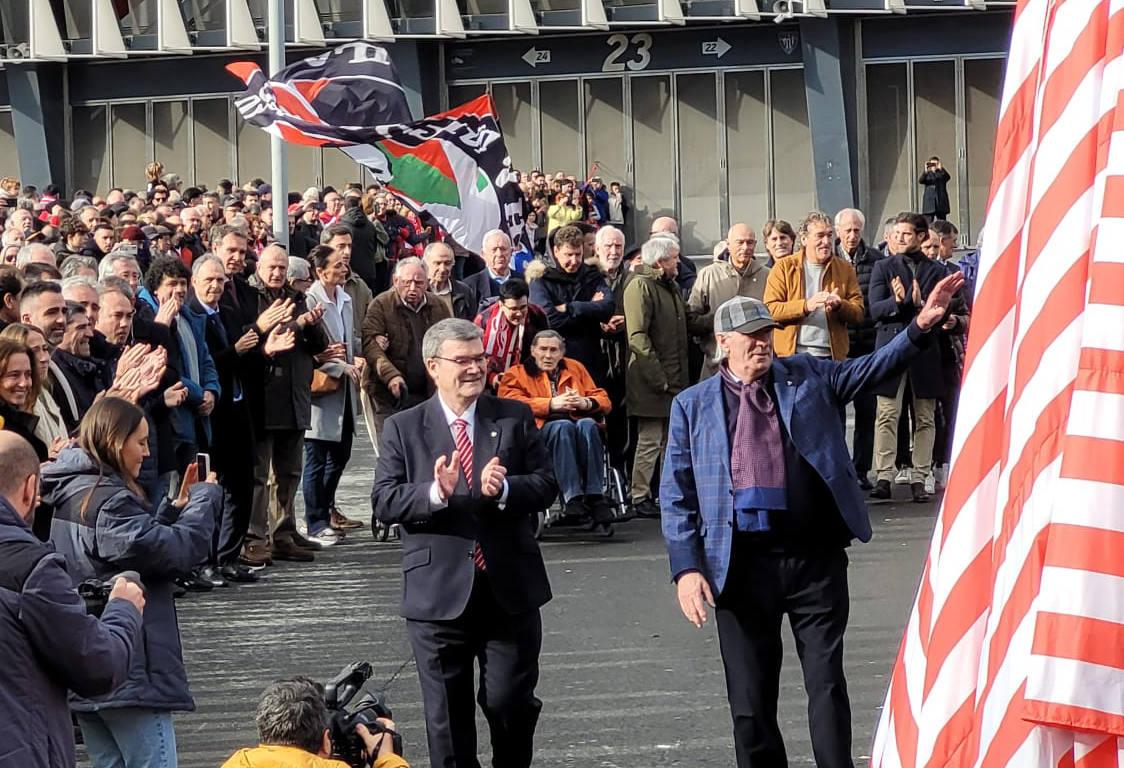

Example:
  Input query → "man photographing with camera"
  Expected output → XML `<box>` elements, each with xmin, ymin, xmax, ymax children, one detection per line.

<box><xmin>222</xmin><ymin>678</ymin><xmax>408</xmax><ymax>768</ymax></box>
<box><xmin>0</xmin><ymin>431</ymin><xmax>146</xmax><ymax>768</ymax></box>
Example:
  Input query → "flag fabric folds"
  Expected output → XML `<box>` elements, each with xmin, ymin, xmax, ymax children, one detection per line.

<box><xmin>870</xmin><ymin>0</ymin><xmax>1124</xmax><ymax>765</ymax></box>
<box><xmin>227</xmin><ymin>44</ymin><xmax>530</xmax><ymax>256</ymax></box>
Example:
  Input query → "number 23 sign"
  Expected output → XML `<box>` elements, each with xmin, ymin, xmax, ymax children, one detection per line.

<box><xmin>602</xmin><ymin>33</ymin><xmax>653</xmax><ymax>72</ymax></box>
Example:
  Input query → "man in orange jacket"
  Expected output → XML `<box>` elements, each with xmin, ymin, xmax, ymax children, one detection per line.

<box><xmin>498</xmin><ymin>329</ymin><xmax>615</xmax><ymax>530</ymax></box>
<box><xmin>221</xmin><ymin>679</ymin><xmax>409</xmax><ymax>768</ymax></box>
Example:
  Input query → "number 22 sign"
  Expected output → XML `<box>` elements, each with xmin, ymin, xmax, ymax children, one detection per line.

<box><xmin>602</xmin><ymin>33</ymin><xmax>653</xmax><ymax>72</ymax></box>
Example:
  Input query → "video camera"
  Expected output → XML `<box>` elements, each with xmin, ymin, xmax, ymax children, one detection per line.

<box><xmin>77</xmin><ymin>571</ymin><xmax>142</xmax><ymax>617</ymax></box>
<box><xmin>325</xmin><ymin>662</ymin><xmax>404</xmax><ymax>768</ymax></box>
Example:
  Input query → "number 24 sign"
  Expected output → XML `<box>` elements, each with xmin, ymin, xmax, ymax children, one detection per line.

<box><xmin>602</xmin><ymin>33</ymin><xmax>653</xmax><ymax>72</ymax></box>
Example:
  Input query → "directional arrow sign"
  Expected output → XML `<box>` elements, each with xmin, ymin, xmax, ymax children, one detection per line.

<box><xmin>702</xmin><ymin>37</ymin><xmax>732</xmax><ymax>59</ymax></box>
<box><xmin>522</xmin><ymin>47</ymin><xmax>551</xmax><ymax>67</ymax></box>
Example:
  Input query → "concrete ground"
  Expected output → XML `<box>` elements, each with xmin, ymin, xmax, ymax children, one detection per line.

<box><xmin>81</xmin><ymin>424</ymin><xmax>938</xmax><ymax>767</ymax></box>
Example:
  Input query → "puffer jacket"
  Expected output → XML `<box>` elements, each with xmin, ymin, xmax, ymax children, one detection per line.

<box><xmin>622</xmin><ymin>264</ymin><xmax>689</xmax><ymax>418</ymax></box>
<box><xmin>41</xmin><ymin>446</ymin><xmax>222</xmax><ymax>712</ymax></box>
<box><xmin>529</xmin><ymin>263</ymin><xmax>615</xmax><ymax>385</ymax></box>
<box><xmin>837</xmin><ymin>240</ymin><xmax>883</xmax><ymax>357</ymax></box>
<box><xmin>0</xmin><ymin>496</ymin><xmax>141</xmax><ymax>768</ymax></box>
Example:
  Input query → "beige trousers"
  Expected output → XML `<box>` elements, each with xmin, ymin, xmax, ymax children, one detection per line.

<box><xmin>874</xmin><ymin>377</ymin><xmax>935</xmax><ymax>484</ymax></box>
<box><xmin>631</xmin><ymin>416</ymin><xmax>669</xmax><ymax>502</ymax></box>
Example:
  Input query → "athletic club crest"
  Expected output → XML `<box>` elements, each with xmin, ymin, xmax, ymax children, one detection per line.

<box><xmin>779</xmin><ymin>31</ymin><xmax>799</xmax><ymax>55</ymax></box>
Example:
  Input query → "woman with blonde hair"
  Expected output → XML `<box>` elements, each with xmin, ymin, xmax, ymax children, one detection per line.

<box><xmin>41</xmin><ymin>397</ymin><xmax>223</xmax><ymax>768</ymax></box>
<box><xmin>0</xmin><ymin>323</ymin><xmax>67</xmax><ymax>454</ymax></box>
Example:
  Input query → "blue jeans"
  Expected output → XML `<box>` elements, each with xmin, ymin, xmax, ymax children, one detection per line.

<box><xmin>76</xmin><ymin>709</ymin><xmax>177</xmax><ymax>768</ymax></box>
<box><xmin>540</xmin><ymin>418</ymin><xmax>605</xmax><ymax>503</ymax></box>
<box><xmin>302</xmin><ymin>402</ymin><xmax>354</xmax><ymax>535</ymax></box>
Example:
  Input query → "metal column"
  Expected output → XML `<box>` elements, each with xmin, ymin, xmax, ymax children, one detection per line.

<box><xmin>799</xmin><ymin>18</ymin><xmax>857</xmax><ymax>215</ymax></box>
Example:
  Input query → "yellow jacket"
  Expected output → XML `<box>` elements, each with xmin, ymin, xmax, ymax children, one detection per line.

<box><xmin>763</xmin><ymin>251</ymin><xmax>864</xmax><ymax>360</ymax></box>
<box><xmin>221</xmin><ymin>745</ymin><xmax>410</xmax><ymax>768</ymax></box>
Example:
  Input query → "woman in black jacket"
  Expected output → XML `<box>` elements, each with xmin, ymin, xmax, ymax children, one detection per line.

<box><xmin>0</xmin><ymin>338</ymin><xmax>49</xmax><ymax>461</ymax></box>
<box><xmin>41</xmin><ymin>396</ymin><xmax>222</xmax><ymax>768</ymax></box>
<box><xmin>919</xmin><ymin>156</ymin><xmax>952</xmax><ymax>222</ymax></box>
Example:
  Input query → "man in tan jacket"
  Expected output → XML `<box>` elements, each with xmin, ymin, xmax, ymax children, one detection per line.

<box><xmin>687</xmin><ymin>222</ymin><xmax>770</xmax><ymax>378</ymax></box>
<box><xmin>763</xmin><ymin>211</ymin><xmax>864</xmax><ymax>360</ymax></box>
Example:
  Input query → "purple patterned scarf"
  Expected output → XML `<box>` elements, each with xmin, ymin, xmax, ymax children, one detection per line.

<box><xmin>719</xmin><ymin>364</ymin><xmax>787</xmax><ymax>531</ymax></box>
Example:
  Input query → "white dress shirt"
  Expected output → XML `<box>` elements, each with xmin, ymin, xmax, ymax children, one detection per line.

<box><xmin>428</xmin><ymin>394</ymin><xmax>510</xmax><ymax>508</ymax></box>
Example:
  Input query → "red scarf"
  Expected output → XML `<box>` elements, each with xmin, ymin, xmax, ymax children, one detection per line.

<box><xmin>479</xmin><ymin>303</ymin><xmax>525</xmax><ymax>387</ymax></box>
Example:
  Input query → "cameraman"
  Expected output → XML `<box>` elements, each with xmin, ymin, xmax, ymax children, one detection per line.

<box><xmin>0</xmin><ymin>432</ymin><xmax>146</xmax><ymax>768</ymax></box>
<box><xmin>222</xmin><ymin>679</ymin><xmax>408</xmax><ymax>768</ymax></box>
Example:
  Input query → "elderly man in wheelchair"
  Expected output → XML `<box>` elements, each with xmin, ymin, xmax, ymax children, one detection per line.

<box><xmin>498</xmin><ymin>330</ymin><xmax>617</xmax><ymax>533</ymax></box>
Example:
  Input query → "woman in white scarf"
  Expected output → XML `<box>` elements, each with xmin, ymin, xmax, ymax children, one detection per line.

<box><xmin>1</xmin><ymin>323</ymin><xmax>68</xmax><ymax>456</ymax></box>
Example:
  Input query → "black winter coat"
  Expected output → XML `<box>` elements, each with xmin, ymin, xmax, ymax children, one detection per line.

<box><xmin>289</xmin><ymin>220</ymin><xmax>322</xmax><ymax>260</ymax></box>
<box><xmin>838</xmin><ymin>240</ymin><xmax>884</xmax><ymax>357</ymax></box>
<box><xmin>41</xmin><ymin>446</ymin><xmax>222</xmax><ymax>713</ymax></box>
<box><xmin>920</xmin><ymin>168</ymin><xmax>952</xmax><ymax>216</ymax></box>
<box><xmin>529</xmin><ymin>264</ymin><xmax>615</xmax><ymax>385</ymax></box>
<box><xmin>341</xmin><ymin>206</ymin><xmax>389</xmax><ymax>293</ymax></box>
<box><xmin>0</xmin><ymin>497</ymin><xmax>141</xmax><ymax>768</ymax></box>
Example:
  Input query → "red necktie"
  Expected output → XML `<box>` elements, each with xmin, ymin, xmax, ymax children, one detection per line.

<box><xmin>453</xmin><ymin>419</ymin><xmax>486</xmax><ymax>571</ymax></box>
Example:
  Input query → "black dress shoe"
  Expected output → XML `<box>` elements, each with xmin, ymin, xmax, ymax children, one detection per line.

<box><xmin>172</xmin><ymin>581</ymin><xmax>187</xmax><ymax>599</ymax></box>
<box><xmin>632</xmin><ymin>498</ymin><xmax>661</xmax><ymax>518</ymax></box>
<box><xmin>177</xmin><ymin>573</ymin><xmax>213</xmax><ymax>592</ymax></box>
<box><xmin>911</xmin><ymin>482</ymin><xmax>931</xmax><ymax>504</ymax></box>
<box><xmin>564</xmin><ymin>497</ymin><xmax>590</xmax><ymax>521</ymax></box>
<box><xmin>858</xmin><ymin>475</ymin><xmax>874</xmax><ymax>491</ymax></box>
<box><xmin>870</xmin><ymin>480</ymin><xmax>892</xmax><ymax>500</ymax></box>
<box><xmin>220</xmin><ymin>563</ymin><xmax>261</xmax><ymax>583</ymax></box>
<box><xmin>197</xmin><ymin>566</ymin><xmax>228</xmax><ymax>588</ymax></box>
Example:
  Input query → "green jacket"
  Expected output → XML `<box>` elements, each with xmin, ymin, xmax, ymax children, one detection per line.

<box><xmin>623</xmin><ymin>264</ymin><xmax>689</xmax><ymax>418</ymax></box>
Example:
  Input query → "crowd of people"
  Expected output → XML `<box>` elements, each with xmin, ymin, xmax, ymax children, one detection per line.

<box><xmin>0</xmin><ymin>154</ymin><xmax>972</xmax><ymax>768</ymax></box>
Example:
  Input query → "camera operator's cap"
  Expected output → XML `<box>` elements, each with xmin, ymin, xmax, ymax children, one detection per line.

<box><xmin>714</xmin><ymin>296</ymin><xmax>779</xmax><ymax>335</ymax></box>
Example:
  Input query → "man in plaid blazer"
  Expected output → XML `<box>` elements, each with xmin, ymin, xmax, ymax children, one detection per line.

<box><xmin>661</xmin><ymin>272</ymin><xmax>963</xmax><ymax>768</ymax></box>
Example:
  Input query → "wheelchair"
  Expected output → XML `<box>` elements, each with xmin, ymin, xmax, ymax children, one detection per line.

<box><xmin>535</xmin><ymin>432</ymin><xmax>629</xmax><ymax>539</ymax></box>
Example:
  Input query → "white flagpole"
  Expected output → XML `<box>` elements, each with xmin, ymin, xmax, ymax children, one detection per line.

<box><xmin>268</xmin><ymin>0</ymin><xmax>289</xmax><ymax>248</ymax></box>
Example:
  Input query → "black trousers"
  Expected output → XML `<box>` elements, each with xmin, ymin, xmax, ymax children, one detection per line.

<box><xmin>933</xmin><ymin>387</ymin><xmax>959</xmax><ymax>467</ymax></box>
<box><xmin>715</xmin><ymin>539</ymin><xmax>854</xmax><ymax>768</ymax></box>
<box><xmin>407</xmin><ymin>574</ymin><xmax>543</xmax><ymax>768</ymax></box>
<box><xmin>213</xmin><ymin>400</ymin><xmax>255</xmax><ymax>564</ymax></box>
<box><xmin>851</xmin><ymin>391</ymin><xmax>876</xmax><ymax>477</ymax></box>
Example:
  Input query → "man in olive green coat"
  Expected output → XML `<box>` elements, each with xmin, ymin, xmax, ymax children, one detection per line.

<box><xmin>623</xmin><ymin>234</ymin><xmax>690</xmax><ymax>518</ymax></box>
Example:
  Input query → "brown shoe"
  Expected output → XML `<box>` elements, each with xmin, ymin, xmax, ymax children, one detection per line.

<box><xmin>330</xmin><ymin>507</ymin><xmax>363</xmax><ymax>530</ymax></box>
<box><xmin>273</xmin><ymin>539</ymin><xmax>315</xmax><ymax>562</ymax></box>
<box><xmin>239</xmin><ymin>544</ymin><xmax>272</xmax><ymax>568</ymax></box>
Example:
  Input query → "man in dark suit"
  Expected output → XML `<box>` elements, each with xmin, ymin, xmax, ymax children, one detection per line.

<box><xmin>371</xmin><ymin>317</ymin><xmax>557</xmax><ymax>768</ymax></box>
<box><xmin>463</xmin><ymin>230</ymin><xmax>517</xmax><ymax>312</ymax></box>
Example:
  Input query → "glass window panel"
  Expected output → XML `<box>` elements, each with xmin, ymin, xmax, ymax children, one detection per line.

<box><xmin>0</xmin><ymin>1</ymin><xmax>30</xmax><ymax>45</ymax></box>
<box><xmin>676</xmin><ymin>72</ymin><xmax>721</xmax><ymax>256</ymax></box>
<box><xmin>724</xmin><ymin>70</ymin><xmax>769</xmax><ymax>239</ymax></box>
<box><xmin>193</xmin><ymin>98</ymin><xmax>233</xmax><ymax>189</ymax></box>
<box><xmin>237</xmin><ymin>114</ymin><xmax>271</xmax><ymax>187</ymax></box>
<box><xmin>62</xmin><ymin>0</ymin><xmax>93</xmax><ymax>41</ymax></box>
<box><xmin>111</xmin><ymin>104</ymin><xmax>148</xmax><ymax>190</ymax></box>
<box><xmin>153</xmin><ymin>101</ymin><xmax>191</xmax><ymax>184</ymax></box>
<box><xmin>388</xmin><ymin>0</ymin><xmax>435</xmax><ymax>21</ymax></box>
<box><xmin>530</xmin><ymin>0</ymin><xmax>580</xmax><ymax>12</ymax></box>
<box><xmin>631</xmin><ymin>75</ymin><xmax>675</xmax><ymax>243</ymax></box>
<box><xmin>287</xmin><ymin>144</ymin><xmax>322</xmax><ymax>194</ymax></box>
<box><xmin>769</xmin><ymin>68</ymin><xmax>815</xmax><ymax>223</ymax></box>
<box><xmin>448</xmin><ymin>83</ymin><xmax>488</xmax><ymax>110</ymax></box>
<box><xmin>314</xmin><ymin>0</ymin><xmax>362</xmax><ymax>22</ymax></box>
<box><xmin>584</xmin><ymin>78</ymin><xmax>627</xmax><ymax>199</ymax></box>
<box><xmin>324</xmin><ymin>147</ymin><xmax>363</xmax><ymax>189</ymax></box>
<box><xmin>120</xmin><ymin>0</ymin><xmax>159</xmax><ymax>36</ymax></box>
<box><xmin>964</xmin><ymin>58</ymin><xmax>1004</xmax><ymax>245</ymax></box>
<box><xmin>492</xmin><ymin>82</ymin><xmax>534</xmax><ymax>174</ymax></box>
<box><xmin>73</xmin><ymin>106</ymin><xmax>110</xmax><ymax>195</ymax></box>
<box><xmin>865</xmin><ymin>62</ymin><xmax>911</xmax><ymax>242</ymax></box>
<box><xmin>0</xmin><ymin>112</ymin><xmax>18</xmax><ymax>181</ymax></box>
<box><xmin>540</xmin><ymin>80</ymin><xmax>582</xmax><ymax>178</ymax></box>
<box><xmin>460</xmin><ymin>0</ymin><xmax>507</xmax><ymax>14</ymax></box>
<box><xmin>182</xmin><ymin>0</ymin><xmax>226</xmax><ymax>32</ymax></box>
<box><xmin>913</xmin><ymin>61</ymin><xmax>959</xmax><ymax>229</ymax></box>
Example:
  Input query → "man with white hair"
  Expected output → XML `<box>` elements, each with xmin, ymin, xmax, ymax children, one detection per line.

<box><xmin>424</xmin><ymin>241</ymin><xmax>476</xmax><ymax>320</ymax></box>
<box><xmin>649</xmin><ymin>217</ymin><xmax>697</xmax><ymax>297</ymax></box>
<box><xmin>15</xmin><ymin>243</ymin><xmax>56</xmax><ymax>270</ymax></box>
<box><xmin>362</xmin><ymin>257</ymin><xmax>453</xmax><ymax>433</ymax></box>
<box><xmin>623</xmin><ymin>234</ymin><xmax>690</xmax><ymax>518</ymax></box>
<box><xmin>464</xmin><ymin>229</ymin><xmax>515</xmax><ymax>311</ymax></box>
<box><xmin>834</xmin><ymin>207</ymin><xmax>883</xmax><ymax>490</ymax></box>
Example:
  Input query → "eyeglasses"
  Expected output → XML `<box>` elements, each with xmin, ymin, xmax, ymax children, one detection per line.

<box><xmin>432</xmin><ymin>354</ymin><xmax>487</xmax><ymax>369</ymax></box>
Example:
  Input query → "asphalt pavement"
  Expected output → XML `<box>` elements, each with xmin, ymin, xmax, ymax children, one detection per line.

<box><xmin>81</xmin><ymin>424</ymin><xmax>940</xmax><ymax>768</ymax></box>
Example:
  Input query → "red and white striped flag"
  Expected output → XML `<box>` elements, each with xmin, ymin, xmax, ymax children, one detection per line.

<box><xmin>870</xmin><ymin>0</ymin><xmax>1124</xmax><ymax>765</ymax></box>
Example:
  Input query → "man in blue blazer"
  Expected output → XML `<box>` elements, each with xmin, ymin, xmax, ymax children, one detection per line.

<box><xmin>661</xmin><ymin>272</ymin><xmax>963</xmax><ymax>768</ymax></box>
